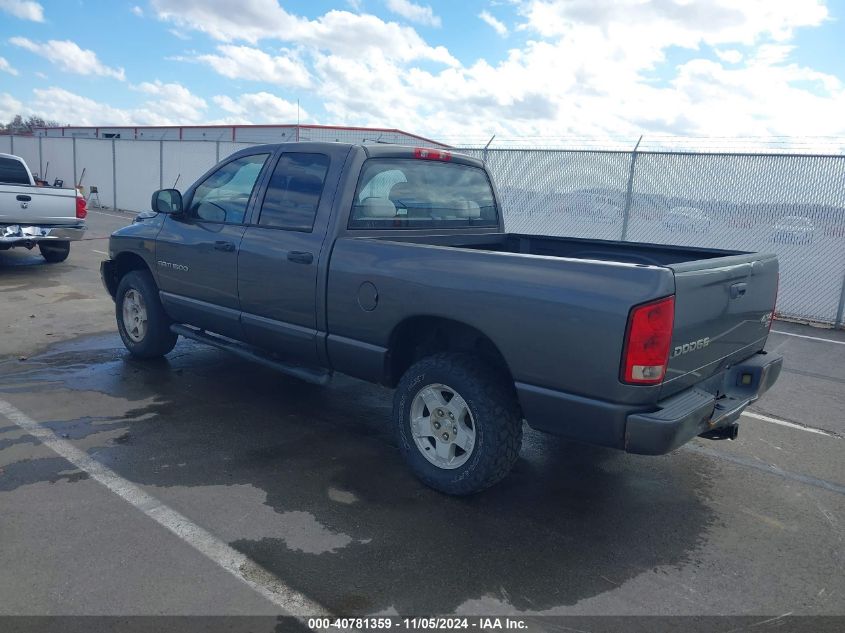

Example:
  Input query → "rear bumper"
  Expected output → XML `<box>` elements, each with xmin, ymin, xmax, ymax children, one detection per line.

<box><xmin>0</xmin><ymin>223</ymin><xmax>86</xmax><ymax>246</ymax></box>
<box><xmin>625</xmin><ymin>351</ymin><xmax>782</xmax><ymax>454</ymax></box>
<box><xmin>516</xmin><ymin>351</ymin><xmax>782</xmax><ymax>455</ymax></box>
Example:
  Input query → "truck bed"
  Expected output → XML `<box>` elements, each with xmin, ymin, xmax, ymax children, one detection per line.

<box><xmin>374</xmin><ymin>232</ymin><xmax>741</xmax><ymax>266</ymax></box>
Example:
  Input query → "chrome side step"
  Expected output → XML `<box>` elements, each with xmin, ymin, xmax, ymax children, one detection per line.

<box><xmin>170</xmin><ymin>324</ymin><xmax>332</xmax><ymax>386</ymax></box>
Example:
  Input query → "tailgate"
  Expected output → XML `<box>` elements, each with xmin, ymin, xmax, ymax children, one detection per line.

<box><xmin>0</xmin><ymin>187</ymin><xmax>79</xmax><ymax>225</ymax></box>
<box><xmin>661</xmin><ymin>253</ymin><xmax>778</xmax><ymax>398</ymax></box>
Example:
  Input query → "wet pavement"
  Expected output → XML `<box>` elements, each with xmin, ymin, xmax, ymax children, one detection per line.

<box><xmin>0</xmin><ymin>211</ymin><xmax>843</xmax><ymax>618</ymax></box>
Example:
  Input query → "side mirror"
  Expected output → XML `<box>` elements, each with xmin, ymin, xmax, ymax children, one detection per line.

<box><xmin>152</xmin><ymin>189</ymin><xmax>183</xmax><ymax>215</ymax></box>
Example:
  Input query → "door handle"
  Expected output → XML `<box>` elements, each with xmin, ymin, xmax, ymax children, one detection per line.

<box><xmin>730</xmin><ymin>282</ymin><xmax>747</xmax><ymax>299</ymax></box>
<box><xmin>287</xmin><ymin>251</ymin><xmax>314</xmax><ymax>265</ymax></box>
<box><xmin>214</xmin><ymin>240</ymin><xmax>236</xmax><ymax>252</ymax></box>
<box><xmin>16</xmin><ymin>194</ymin><xmax>31</xmax><ymax>202</ymax></box>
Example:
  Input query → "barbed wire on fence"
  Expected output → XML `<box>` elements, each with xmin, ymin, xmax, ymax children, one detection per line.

<box><xmin>442</xmin><ymin>135</ymin><xmax>845</xmax><ymax>155</ymax></box>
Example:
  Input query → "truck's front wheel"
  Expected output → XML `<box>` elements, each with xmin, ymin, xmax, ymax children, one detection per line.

<box><xmin>39</xmin><ymin>241</ymin><xmax>70</xmax><ymax>263</ymax></box>
<box><xmin>116</xmin><ymin>270</ymin><xmax>178</xmax><ymax>358</ymax></box>
<box><xmin>394</xmin><ymin>353</ymin><xmax>523</xmax><ymax>495</ymax></box>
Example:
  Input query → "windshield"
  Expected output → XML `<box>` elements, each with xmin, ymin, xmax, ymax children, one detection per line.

<box><xmin>349</xmin><ymin>158</ymin><xmax>498</xmax><ymax>229</ymax></box>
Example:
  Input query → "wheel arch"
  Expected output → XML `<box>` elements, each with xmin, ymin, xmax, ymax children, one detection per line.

<box><xmin>386</xmin><ymin>316</ymin><xmax>516</xmax><ymax>392</ymax></box>
<box><xmin>105</xmin><ymin>252</ymin><xmax>154</xmax><ymax>298</ymax></box>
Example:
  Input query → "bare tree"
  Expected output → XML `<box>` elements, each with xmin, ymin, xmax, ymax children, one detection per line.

<box><xmin>1</xmin><ymin>114</ymin><xmax>64</xmax><ymax>133</ymax></box>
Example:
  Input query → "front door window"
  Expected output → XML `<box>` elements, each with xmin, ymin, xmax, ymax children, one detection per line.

<box><xmin>189</xmin><ymin>154</ymin><xmax>270</xmax><ymax>224</ymax></box>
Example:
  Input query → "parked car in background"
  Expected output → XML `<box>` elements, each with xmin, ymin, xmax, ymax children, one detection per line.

<box><xmin>558</xmin><ymin>190</ymin><xmax>623</xmax><ymax>224</ymax></box>
<box><xmin>663</xmin><ymin>206</ymin><xmax>711</xmax><ymax>233</ymax></box>
<box><xmin>0</xmin><ymin>152</ymin><xmax>87</xmax><ymax>262</ymax></box>
<box><xmin>101</xmin><ymin>143</ymin><xmax>782</xmax><ymax>495</ymax></box>
<box><xmin>772</xmin><ymin>215</ymin><xmax>814</xmax><ymax>245</ymax></box>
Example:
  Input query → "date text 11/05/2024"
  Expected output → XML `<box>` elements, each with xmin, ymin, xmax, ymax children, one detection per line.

<box><xmin>308</xmin><ymin>617</ymin><xmax>528</xmax><ymax>630</ymax></box>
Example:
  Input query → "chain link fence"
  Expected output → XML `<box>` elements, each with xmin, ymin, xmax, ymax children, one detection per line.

<box><xmin>463</xmin><ymin>148</ymin><xmax>845</xmax><ymax>327</ymax></box>
<box><xmin>2</xmin><ymin>134</ymin><xmax>843</xmax><ymax>326</ymax></box>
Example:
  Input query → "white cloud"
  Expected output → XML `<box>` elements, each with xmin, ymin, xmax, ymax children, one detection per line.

<box><xmin>213</xmin><ymin>92</ymin><xmax>306</xmax><ymax>123</ymax></box>
<box><xmin>151</xmin><ymin>0</ymin><xmax>302</xmax><ymax>42</ymax></box>
<box><xmin>385</xmin><ymin>0</ymin><xmax>441</xmax><ymax>27</ymax></box>
<box><xmin>0</xmin><ymin>0</ymin><xmax>44</xmax><ymax>22</ymax></box>
<box><xmin>479</xmin><ymin>10</ymin><xmax>508</xmax><ymax>37</ymax></box>
<box><xmin>27</xmin><ymin>88</ymin><xmax>134</xmax><ymax>126</ymax></box>
<box><xmin>312</xmin><ymin>53</ymin><xmax>410</xmax><ymax>124</ymax></box>
<box><xmin>151</xmin><ymin>0</ymin><xmax>456</xmax><ymax>65</ymax></box>
<box><xmin>519</xmin><ymin>0</ymin><xmax>828</xmax><ymax>50</ymax></box>
<box><xmin>302</xmin><ymin>0</ymin><xmax>844</xmax><ymax>141</ymax></box>
<box><xmin>9</xmin><ymin>38</ymin><xmax>126</xmax><ymax>80</ymax></box>
<box><xmin>21</xmin><ymin>84</ymin><xmax>208</xmax><ymax>126</ymax></box>
<box><xmin>131</xmin><ymin>5</ymin><xmax>143</xmax><ymax>17</ymax></box>
<box><xmin>304</xmin><ymin>10</ymin><xmax>455</xmax><ymax>64</ymax></box>
<box><xmin>168</xmin><ymin>28</ymin><xmax>191</xmax><ymax>40</ymax></box>
<box><xmin>194</xmin><ymin>45</ymin><xmax>311</xmax><ymax>88</ymax></box>
<box><xmin>132</xmin><ymin>81</ymin><xmax>208</xmax><ymax>122</ymax></box>
<box><xmin>0</xmin><ymin>92</ymin><xmax>23</xmax><ymax>121</ymax></box>
<box><xmin>664</xmin><ymin>58</ymin><xmax>845</xmax><ymax>137</ymax></box>
<box><xmin>0</xmin><ymin>57</ymin><xmax>18</xmax><ymax>76</ymax></box>
<box><xmin>752</xmin><ymin>44</ymin><xmax>794</xmax><ymax>66</ymax></box>
<box><xmin>714</xmin><ymin>49</ymin><xmax>743</xmax><ymax>64</ymax></box>
<box><xmin>149</xmin><ymin>0</ymin><xmax>839</xmax><ymax>141</ymax></box>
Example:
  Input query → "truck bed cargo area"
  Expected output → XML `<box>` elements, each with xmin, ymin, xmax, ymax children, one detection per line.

<box><xmin>375</xmin><ymin>233</ymin><xmax>742</xmax><ymax>266</ymax></box>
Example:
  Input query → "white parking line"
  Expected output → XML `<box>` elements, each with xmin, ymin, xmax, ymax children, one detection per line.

<box><xmin>770</xmin><ymin>330</ymin><xmax>845</xmax><ymax>345</ymax></box>
<box><xmin>0</xmin><ymin>399</ymin><xmax>332</xmax><ymax>619</ymax></box>
<box><xmin>92</xmin><ymin>249</ymin><xmax>108</xmax><ymax>255</ymax></box>
<box><xmin>742</xmin><ymin>411</ymin><xmax>838</xmax><ymax>438</ymax></box>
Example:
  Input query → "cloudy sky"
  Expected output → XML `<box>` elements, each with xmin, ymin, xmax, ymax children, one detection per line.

<box><xmin>0</xmin><ymin>0</ymin><xmax>843</xmax><ymax>145</ymax></box>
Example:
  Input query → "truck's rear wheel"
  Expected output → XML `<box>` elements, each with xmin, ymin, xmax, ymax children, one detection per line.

<box><xmin>116</xmin><ymin>270</ymin><xmax>177</xmax><ymax>358</ymax></box>
<box><xmin>394</xmin><ymin>353</ymin><xmax>523</xmax><ymax>495</ymax></box>
<box><xmin>39</xmin><ymin>241</ymin><xmax>70</xmax><ymax>263</ymax></box>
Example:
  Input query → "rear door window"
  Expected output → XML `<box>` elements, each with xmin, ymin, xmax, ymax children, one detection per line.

<box><xmin>258</xmin><ymin>153</ymin><xmax>330</xmax><ymax>231</ymax></box>
<box><xmin>349</xmin><ymin>159</ymin><xmax>498</xmax><ymax>229</ymax></box>
<box><xmin>0</xmin><ymin>157</ymin><xmax>31</xmax><ymax>185</ymax></box>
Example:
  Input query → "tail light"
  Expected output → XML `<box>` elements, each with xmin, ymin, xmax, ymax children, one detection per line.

<box><xmin>414</xmin><ymin>147</ymin><xmax>451</xmax><ymax>162</ymax></box>
<box><xmin>621</xmin><ymin>295</ymin><xmax>675</xmax><ymax>385</ymax></box>
<box><xmin>76</xmin><ymin>195</ymin><xmax>87</xmax><ymax>219</ymax></box>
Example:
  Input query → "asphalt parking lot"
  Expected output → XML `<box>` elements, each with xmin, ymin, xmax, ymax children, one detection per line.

<box><xmin>0</xmin><ymin>210</ymin><xmax>843</xmax><ymax>623</ymax></box>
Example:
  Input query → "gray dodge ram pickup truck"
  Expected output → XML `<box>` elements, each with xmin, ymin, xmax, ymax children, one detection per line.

<box><xmin>101</xmin><ymin>143</ymin><xmax>782</xmax><ymax>494</ymax></box>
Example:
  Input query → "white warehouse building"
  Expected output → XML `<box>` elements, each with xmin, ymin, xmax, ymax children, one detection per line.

<box><xmin>0</xmin><ymin>123</ymin><xmax>451</xmax><ymax>217</ymax></box>
<box><xmin>32</xmin><ymin>123</ymin><xmax>450</xmax><ymax>148</ymax></box>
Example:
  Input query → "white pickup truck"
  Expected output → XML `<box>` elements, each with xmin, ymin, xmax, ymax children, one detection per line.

<box><xmin>0</xmin><ymin>152</ymin><xmax>87</xmax><ymax>263</ymax></box>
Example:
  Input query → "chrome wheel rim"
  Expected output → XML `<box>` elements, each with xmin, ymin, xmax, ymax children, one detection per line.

<box><xmin>410</xmin><ymin>383</ymin><xmax>476</xmax><ymax>469</ymax></box>
<box><xmin>122</xmin><ymin>289</ymin><xmax>148</xmax><ymax>343</ymax></box>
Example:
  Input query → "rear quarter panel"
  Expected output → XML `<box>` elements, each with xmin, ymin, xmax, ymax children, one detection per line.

<box><xmin>326</xmin><ymin>237</ymin><xmax>676</xmax><ymax>406</ymax></box>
